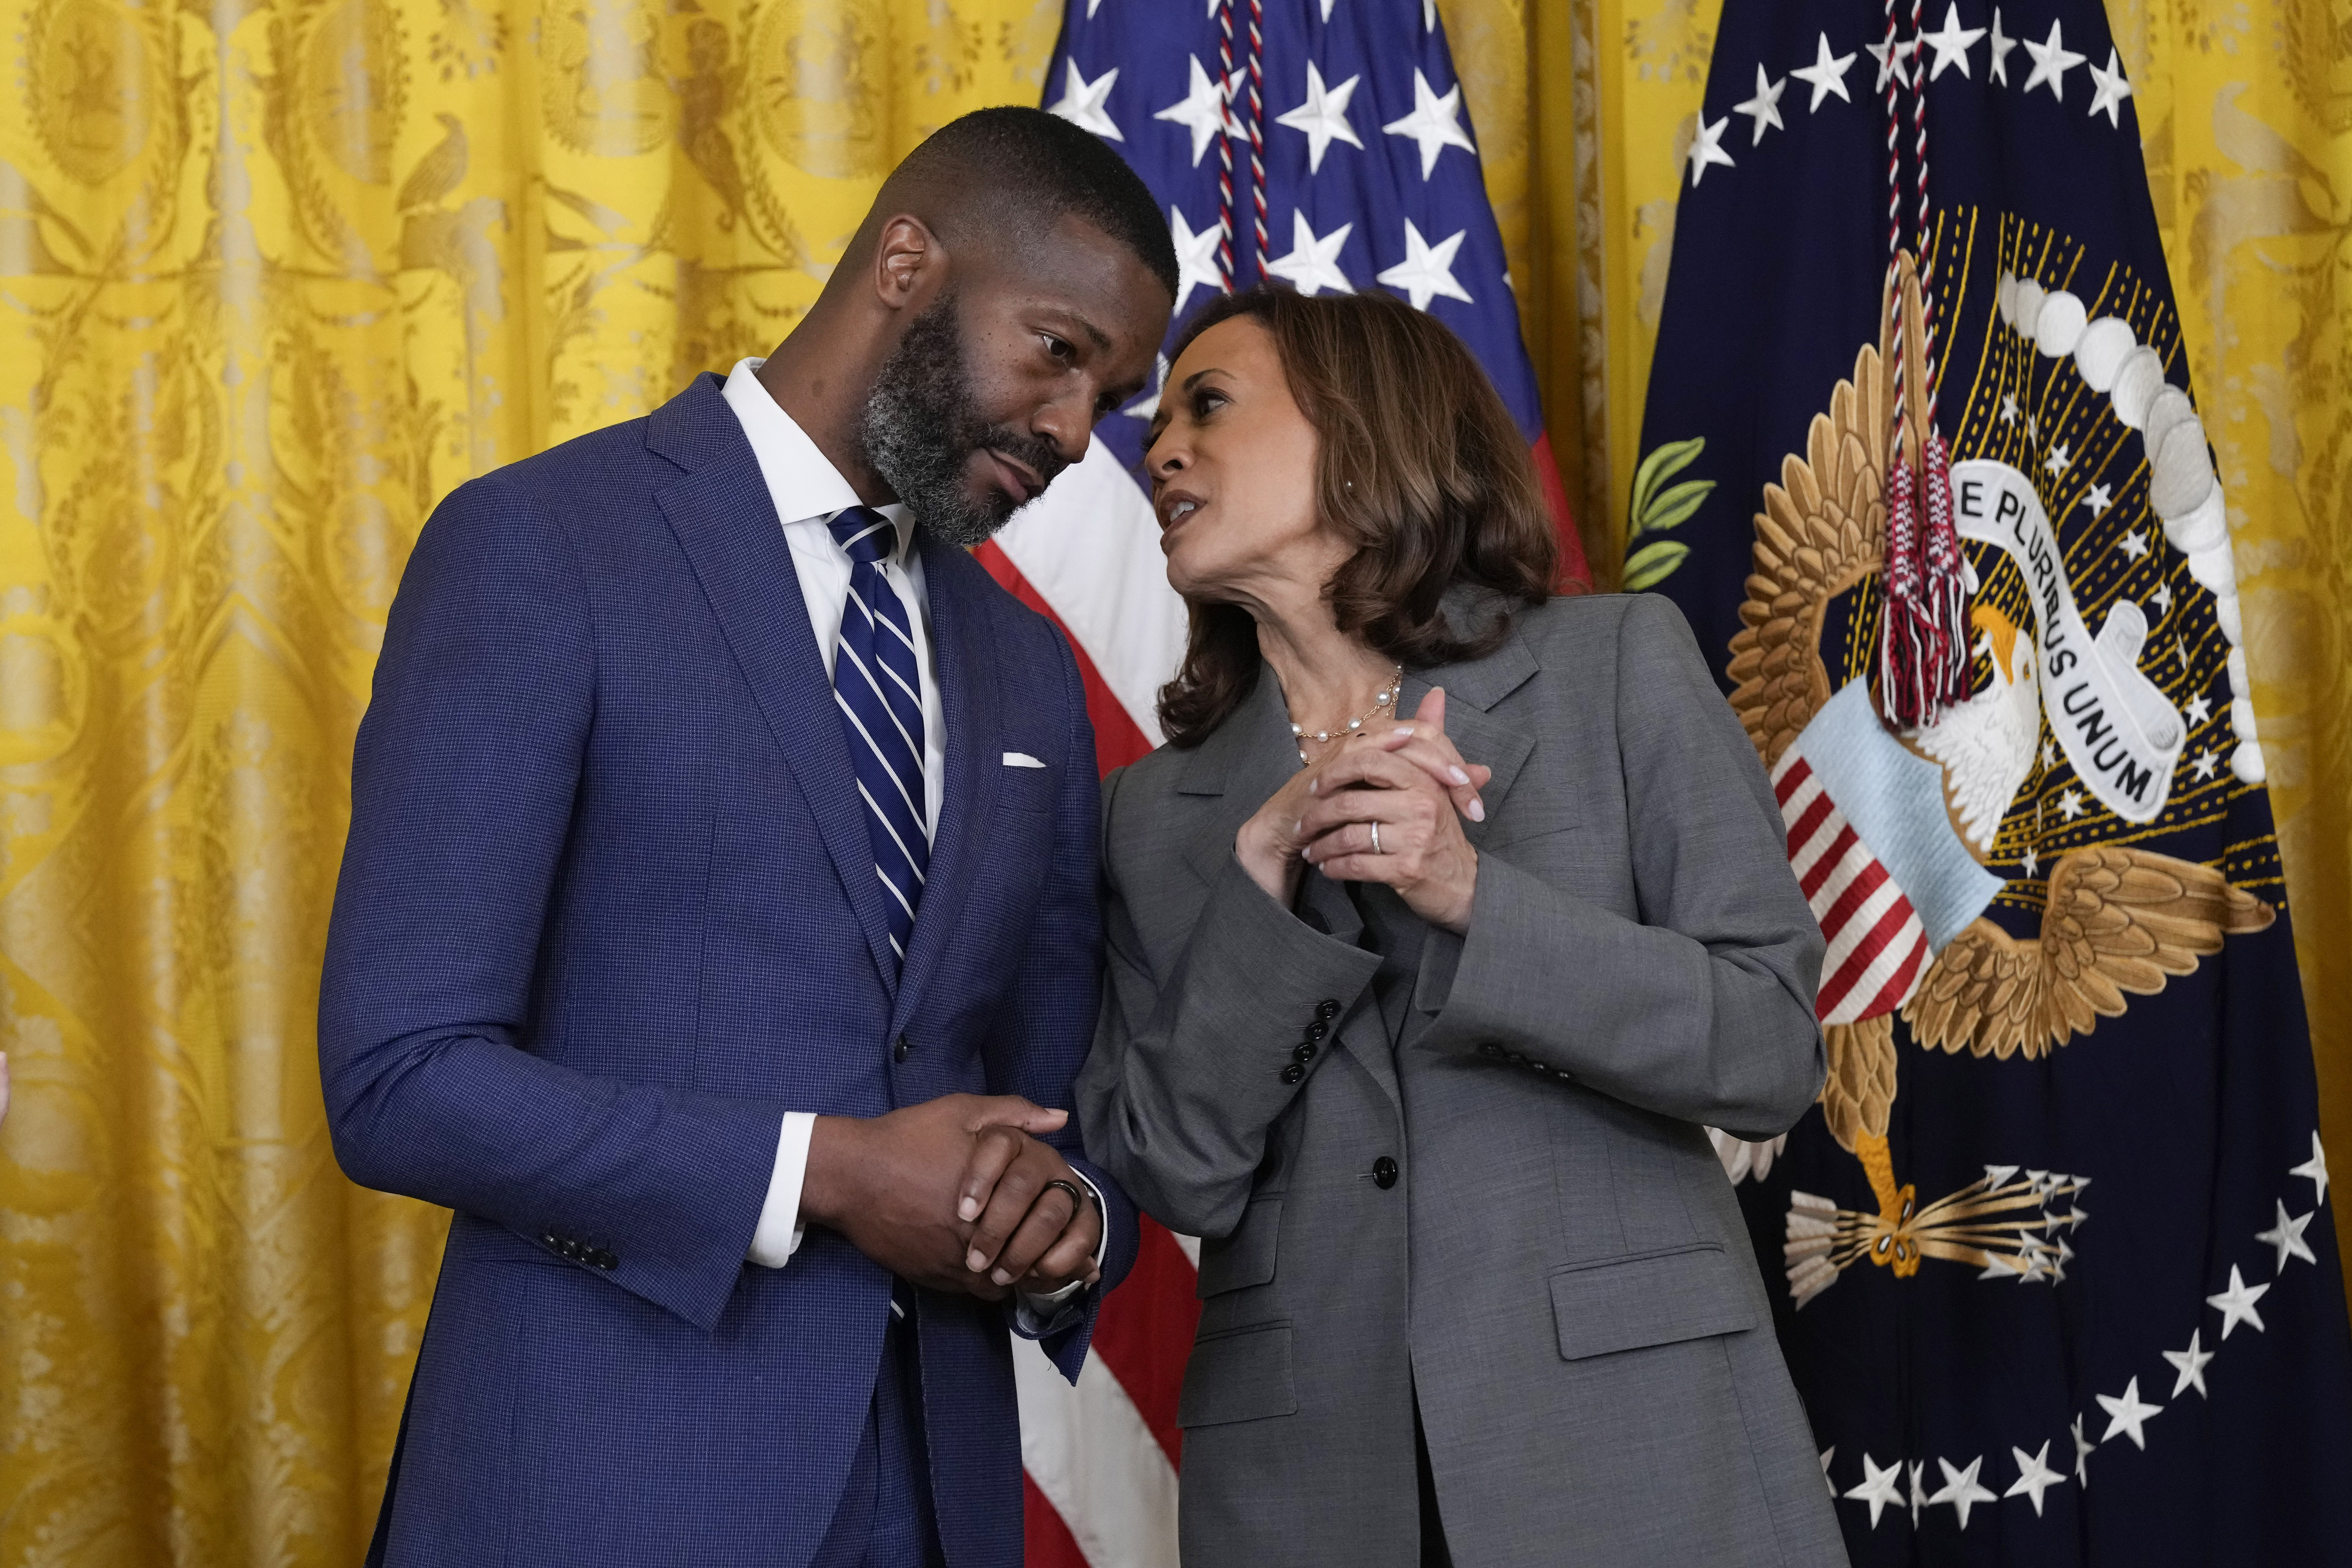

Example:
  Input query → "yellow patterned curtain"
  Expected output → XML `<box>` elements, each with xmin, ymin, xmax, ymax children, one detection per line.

<box><xmin>0</xmin><ymin>0</ymin><xmax>2344</xmax><ymax>1560</ymax></box>
<box><xmin>0</xmin><ymin>0</ymin><xmax>1058</xmax><ymax>1556</ymax></box>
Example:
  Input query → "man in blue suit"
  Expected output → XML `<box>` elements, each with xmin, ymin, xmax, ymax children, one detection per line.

<box><xmin>320</xmin><ymin>108</ymin><xmax>1176</xmax><ymax>1566</ymax></box>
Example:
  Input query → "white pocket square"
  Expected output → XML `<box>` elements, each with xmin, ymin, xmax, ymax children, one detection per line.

<box><xmin>1002</xmin><ymin>751</ymin><xmax>1047</xmax><ymax>768</ymax></box>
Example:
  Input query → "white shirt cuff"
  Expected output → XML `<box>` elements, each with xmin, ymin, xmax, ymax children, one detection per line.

<box><xmin>1067</xmin><ymin>1167</ymin><xmax>1110</xmax><ymax>1271</ymax></box>
<box><xmin>747</xmin><ymin>1111</ymin><xmax>816</xmax><ymax>1268</ymax></box>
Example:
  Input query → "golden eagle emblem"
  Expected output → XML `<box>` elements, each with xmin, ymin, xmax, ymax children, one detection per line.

<box><xmin>1725</xmin><ymin>256</ymin><xmax>2274</xmax><ymax>1303</ymax></box>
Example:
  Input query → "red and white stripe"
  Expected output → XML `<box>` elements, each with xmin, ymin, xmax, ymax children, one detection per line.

<box><xmin>983</xmin><ymin>440</ymin><xmax>1189</xmax><ymax>760</ymax></box>
<box><xmin>1771</xmin><ymin>751</ymin><xmax>1931</xmax><ymax>1025</ymax></box>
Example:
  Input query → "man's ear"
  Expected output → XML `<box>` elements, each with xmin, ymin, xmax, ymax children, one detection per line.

<box><xmin>872</xmin><ymin>214</ymin><xmax>941</xmax><ymax>313</ymax></box>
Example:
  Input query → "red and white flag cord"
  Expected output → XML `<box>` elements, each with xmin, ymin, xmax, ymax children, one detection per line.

<box><xmin>1212</xmin><ymin>0</ymin><xmax>1267</xmax><ymax>288</ymax></box>
<box><xmin>1877</xmin><ymin>0</ymin><xmax>1971</xmax><ymax>729</ymax></box>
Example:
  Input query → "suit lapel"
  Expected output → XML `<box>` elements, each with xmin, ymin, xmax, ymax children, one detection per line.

<box><xmin>1297</xmin><ymin>867</ymin><xmax>1366</xmax><ymax>947</ymax></box>
<box><xmin>1174</xmin><ymin>673</ymin><xmax>1300</xmax><ymax>890</ymax></box>
<box><xmin>1399</xmin><ymin>613</ymin><xmax>1540</xmax><ymax>848</ymax></box>
<box><xmin>651</xmin><ymin>379</ymin><xmax>901</xmax><ymax>993</ymax></box>
<box><xmin>1298</xmin><ymin>875</ymin><xmax>1402</xmax><ymax>1110</ymax></box>
<box><xmin>889</xmin><ymin>537</ymin><xmax>999</xmax><ymax>1039</ymax></box>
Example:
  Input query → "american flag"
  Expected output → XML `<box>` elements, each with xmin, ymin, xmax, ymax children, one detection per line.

<box><xmin>971</xmin><ymin>2</ymin><xmax>1585</xmax><ymax>1561</ymax></box>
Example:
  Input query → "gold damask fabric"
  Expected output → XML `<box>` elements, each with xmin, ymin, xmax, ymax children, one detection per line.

<box><xmin>0</xmin><ymin>0</ymin><xmax>1056</xmax><ymax>1557</ymax></box>
<box><xmin>0</xmin><ymin>0</ymin><xmax>2345</xmax><ymax>1560</ymax></box>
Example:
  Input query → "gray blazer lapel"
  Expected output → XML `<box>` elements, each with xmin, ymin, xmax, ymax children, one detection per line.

<box><xmin>1300</xmin><ymin>875</ymin><xmax>1404</xmax><ymax>1110</ymax></box>
<box><xmin>1401</xmin><ymin>611</ymin><xmax>1541</xmax><ymax>849</ymax></box>
<box><xmin>1173</xmin><ymin>673</ymin><xmax>1300</xmax><ymax>889</ymax></box>
<box><xmin>1296</xmin><ymin>867</ymin><xmax>1365</xmax><ymax>946</ymax></box>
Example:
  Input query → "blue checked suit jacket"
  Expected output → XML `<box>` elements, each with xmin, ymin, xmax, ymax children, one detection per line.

<box><xmin>319</xmin><ymin>372</ymin><xmax>1137</xmax><ymax>1567</ymax></box>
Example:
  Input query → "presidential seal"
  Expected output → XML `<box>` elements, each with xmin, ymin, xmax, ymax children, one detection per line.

<box><xmin>1719</xmin><ymin>235</ymin><xmax>2275</xmax><ymax>1304</ymax></box>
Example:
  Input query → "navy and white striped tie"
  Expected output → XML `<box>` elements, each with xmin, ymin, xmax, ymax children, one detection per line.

<box><xmin>827</xmin><ymin>505</ymin><xmax>928</xmax><ymax>971</ymax></box>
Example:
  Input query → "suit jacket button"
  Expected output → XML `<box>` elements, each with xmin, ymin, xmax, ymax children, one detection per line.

<box><xmin>1316</xmin><ymin>999</ymin><xmax>1342</xmax><ymax>1021</ymax></box>
<box><xmin>592</xmin><ymin>1250</ymin><xmax>618</xmax><ymax>1270</ymax></box>
<box><xmin>1293</xmin><ymin>1042</ymin><xmax>1318</xmax><ymax>1063</ymax></box>
<box><xmin>1372</xmin><ymin>1156</ymin><xmax>1399</xmax><ymax>1190</ymax></box>
<box><xmin>1303</xmin><ymin>1019</ymin><xmax>1329</xmax><ymax>1043</ymax></box>
<box><xmin>1479</xmin><ymin>1044</ymin><xmax>1503</xmax><ymax>1058</ymax></box>
<box><xmin>1280</xmin><ymin>1062</ymin><xmax>1306</xmax><ymax>1085</ymax></box>
<box><xmin>892</xmin><ymin>1037</ymin><xmax>910</xmax><ymax>1063</ymax></box>
<box><xmin>541</xmin><ymin>1232</ymin><xmax>560</xmax><ymax>1250</ymax></box>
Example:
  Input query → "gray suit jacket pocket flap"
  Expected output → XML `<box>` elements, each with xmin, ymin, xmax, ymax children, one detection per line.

<box><xmin>1178</xmin><ymin>1324</ymin><xmax>1297</xmax><ymax>1427</ymax></box>
<box><xmin>1548</xmin><ymin>1244</ymin><xmax>1755</xmax><ymax>1361</ymax></box>
<box><xmin>1195</xmin><ymin>1199</ymin><xmax>1281</xmax><ymax>1298</ymax></box>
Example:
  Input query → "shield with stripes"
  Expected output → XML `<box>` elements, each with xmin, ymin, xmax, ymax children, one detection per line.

<box><xmin>1769</xmin><ymin>676</ymin><xmax>2003</xmax><ymax>1028</ymax></box>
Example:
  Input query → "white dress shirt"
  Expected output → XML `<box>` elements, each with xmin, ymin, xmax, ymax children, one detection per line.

<box><xmin>720</xmin><ymin>361</ymin><xmax>1097</xmax><ymax>1309</ymax></box>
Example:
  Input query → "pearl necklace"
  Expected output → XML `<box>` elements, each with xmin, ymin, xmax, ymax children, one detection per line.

<box><xmin>1291</xmin><ymin>666</ymin><xmax>1405</xmax><ymax>766</ymax></box>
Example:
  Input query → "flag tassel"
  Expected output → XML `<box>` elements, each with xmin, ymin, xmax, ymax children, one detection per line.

<box><xmin>1880</xmin><ymin>456</ymin><xmax>1931</xmax><ymax>728</ymax></box>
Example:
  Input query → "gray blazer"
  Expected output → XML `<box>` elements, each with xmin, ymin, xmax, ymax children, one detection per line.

<box><xmin>1077</xmin><ymin>592</ymin><xmax>1849</xmax><ymax>1567</ymax></box>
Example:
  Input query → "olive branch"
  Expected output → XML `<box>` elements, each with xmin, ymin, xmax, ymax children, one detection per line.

<box><xmin>1622</xmin><ymin>435</ymin><xmax>1713</xmax><ymax>591</ymax></box>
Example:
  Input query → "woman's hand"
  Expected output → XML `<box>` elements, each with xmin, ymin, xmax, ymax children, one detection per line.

<box><xmin>1363</xmin><ymin>687</ymin><xmax>1491</xmax><ymax>823</ymax></box>
<box><xmin>1234</xmin><ymin>763</ymin><xmax>1325</xmax><ymax>907</ymax></box>
<box><xmin>1234</xmin><ymin>687</ymin><xmax>1490</xmax><ymax>911</ymax></box>
<box><xmin>1295</xmin><ymin>688</ymin><xmax>1483</xmax><ymax>933</ymax></box>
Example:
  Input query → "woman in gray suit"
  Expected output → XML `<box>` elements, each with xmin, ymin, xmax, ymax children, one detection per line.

<box><xmin>1076</xmin><ymin>287</ymin><xmax>1848</xmax><ymax>1567</ymax></box>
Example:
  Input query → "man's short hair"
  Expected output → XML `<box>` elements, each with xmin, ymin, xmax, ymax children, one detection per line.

<box><xmin>889</xmin><ymin>107</ymin><xmax>1178</xmax><ymax>302</ymax></box>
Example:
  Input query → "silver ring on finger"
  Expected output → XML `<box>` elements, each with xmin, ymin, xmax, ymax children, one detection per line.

<box><xmin>1369</xmin><ymin>821</ymin><xmax>1383</xmax><ymax>855</ymax></box>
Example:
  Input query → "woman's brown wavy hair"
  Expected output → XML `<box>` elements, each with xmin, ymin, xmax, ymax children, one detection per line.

<box><xmin>1154</xmin><ymin>285</ymin><xmax>1564</xmax><ymax>749</ymax></box>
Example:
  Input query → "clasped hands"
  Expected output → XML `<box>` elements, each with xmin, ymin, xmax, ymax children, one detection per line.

<box><xmin>802</xmin><ymin>1095</ymin><xmax>1101</xmax><ymax>1302</ymax></box>
<box><xmin>1237</xmin><ymin>687</ymin><xmax>1491</xmax><ymax>934</ymax></box>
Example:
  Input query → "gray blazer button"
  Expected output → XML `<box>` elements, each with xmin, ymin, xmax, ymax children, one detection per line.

<box><xmin>1316</xmin><ymin>999</ymin><xmax>1342</xmax><ymax>1021</ymax></box>
<box><xmin>1292</xmin><ymin>1041</ymin><xmax>1317</xmax><ymax>1064</ymax></box>
<box><xmin>1479</xmin><ymin>1043</ymin><xmax>1503</xmax><ymax>1058</ymax></box>
<box><xmin>1281</xmin><ymin>1062</ymin><xmax>1306</xmax><ymax>1085</ymax></box>
<box><xmin>1303</xmin><ymin>1019</ymin><xmax>1329</xmax><ymax>1043</ymax></box>
<box><xmin>1371</xmin><ymin>1156</ymin><xmax>1399</xmax><ymax>1190</ymax></box>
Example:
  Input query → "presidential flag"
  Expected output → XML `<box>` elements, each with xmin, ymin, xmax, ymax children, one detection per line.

<box><xmin>1634</xmin><ymin>0</ymin><xmax>2352</xmax><ymax>1554</ymax></box>
<box><xmin>976</xmin><ymin>2</ymin><xmax>1585</xmax><ymax>1561</ymax></box>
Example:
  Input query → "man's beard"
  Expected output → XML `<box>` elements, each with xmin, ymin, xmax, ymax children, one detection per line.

<box><xmin>854</xmin><ymin>293</ymin><xmax>1068</xmax><ymax>548</ymax></box>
